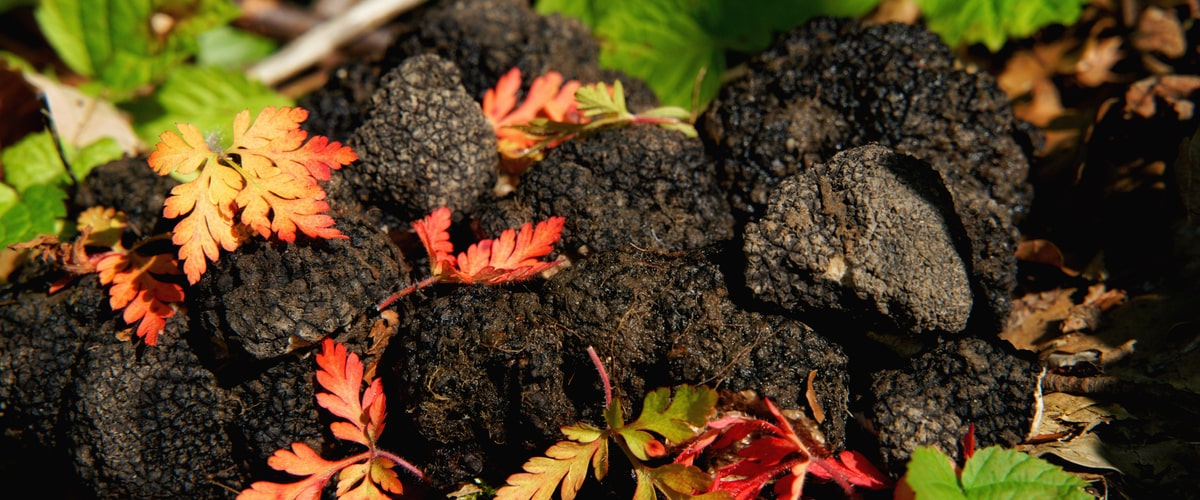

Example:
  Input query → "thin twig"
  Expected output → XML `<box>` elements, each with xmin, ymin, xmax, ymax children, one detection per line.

<box><xmin>246</xmin><ymin>0</ymin><xmax>426</xmax><ymax>87</ymax></box>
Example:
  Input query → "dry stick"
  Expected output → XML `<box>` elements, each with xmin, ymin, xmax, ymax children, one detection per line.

<box><xmin>1042</xmin><ymin>372</ymin><xmax>1200</xmax><ymax>415</ymax></box>
<box><xmin>246</xmin><ymin>0</ymin><xmax>427</xmax><ymax>87</ymax></box>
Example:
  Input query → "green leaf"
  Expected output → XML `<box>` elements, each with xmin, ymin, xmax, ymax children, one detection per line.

<box><xmin>575</xmin><ymin>81</ymin><xmax>628</xmax><ymax>117</ymax></box>
<box><xmin>1</xmin><ymin>132</ymin><xmax>68</xmax><ymax>192</ymax></box>
<box><xmin>960</xmin><ymin>446</ymin><xmax>1092</xmax><ymax>499</ymax></box>
<box><xmin>196</xmin><ymin>25</ymin><xmax>278</xmax><ymax>69</ymax></box>
<box><xmin>903</xmin><ymin>447</ymin><xmax>969</xmax><ymax>500</ymax></box>
<box><xmin>647</xmin><ymin>463</ymin><xmax>731</xmax><ymax>500</ymax></box>
<box><xmin>0</xmin><ymin>183</ymin><xmax>18</xmax><ymax>217</ymax></box>
<box><xmin>34</xmin><ymin>0</ymin><xmax>239</xmax><ymax>99</ymax></box>
<box><xmin>915</xmin><ymin>0</ymin><xmax>1089</xmax><ymax>52</ymax></box>
<box><xmin>0</xmin><ymin>183</ymin><xmax>68</xmax><ymax>247</ymax></box>
<box><xmin>72</xmin><ymin>137</ymin><xmax>124</xmax><ymax>181</ymax></box>
<box><xmin>616</xmin><ymin>385</ymin><xmax>717</xmax><ymax>460</ymax></box>
<box><xmin>2</xmin><ymin>131</ymin><xmax>124</xmax><ymax>191</ymax></box>
<box><xmin>537</xmin><ymin>0</ymin><xmax>882</xmax><ymax>109</ymax></box>
<box><xmin>123</xmin><ymin>65</ymin><xmax>292</xmax><ymax>148</ymax></box>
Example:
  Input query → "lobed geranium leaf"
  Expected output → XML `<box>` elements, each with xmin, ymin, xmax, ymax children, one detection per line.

<box><xmin>34</xmin><ymin>0</ymin><xmax>238</xmax><ymax>99</ymax></box>
<box><xmin>94</xmin><ymin>250</ymin><xmax>184</xmax><ymax>346</ymax></box>
<box><xmin>915</xmin><ymin>0</ymin><xmax>1090</xmax><ymax>52</ymax></box>
<box><xmin>240</xmin><ymin>339</ymin><xmax>421</xmax><ymax>499</ymax></box>
<box><xmin>495</xmin><ymin>430</ymin><xmax>608</xmax><ymax>500</ymax></box>
<box><xmin>124</xmin><ymin>65</ymin><xmax>292</xmax><ymax>150</ymax></box>
<box><xmin>959</xmin><ymin>446</ymin><xmax>1092</xmax><ymax>499</ymax></box>
<box><xmin>147</xmin><ymin>106</ymin><xmax>354</xmax><ymax>283</ymax></box>
<box><xmin>574</xmin><ymin>81</ymin><xmax>628</xmax><ymax>118</ymax></box>
<box><xmin>616</xmin><ymin>385</ymin><xmax>717</xmax><ymax>461</ymax></box>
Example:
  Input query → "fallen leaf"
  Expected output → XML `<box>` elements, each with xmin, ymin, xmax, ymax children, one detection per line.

<box><xmin>1124</xmin><ymin>75</ymin><xmax>1200</xmax><ymax>120</ymax></box>
<box><xmin>1035</xmin><ymin>433</ymin><xmax>1123</xmax><ymax>473</ymax></box>
<box><xmin>21</xmin><ymin>72</ymin><xmax>141</xmax><ymax>154</ymax></box>
<box><xmin>1074</xmin><ymin>36</ymin><xmax>1123</xmax><ymax>87</ymax></box>
<box><xmin>1133</xmin><ymin>6</ymin><xmax>1186</xmax><ymax>59</ymax></box>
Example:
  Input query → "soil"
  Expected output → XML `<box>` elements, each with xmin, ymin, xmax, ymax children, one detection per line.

<box><xmin>2</xmin><ymin>0</ymin><xmax>1200</xmax><ymax>499</ymax></box>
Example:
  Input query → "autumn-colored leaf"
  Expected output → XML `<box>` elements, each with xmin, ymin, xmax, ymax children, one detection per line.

<box><xmin>449</xmin><ymin>215</ymin><xmax>566</xmax><ymax>285</ymax></box>
<box><xmin>93</xmin><ymin>250</ymin><xmax>184</xmax><ymax>346</ymax></box>
<box><xmin>376</xmin><ymin>207</ymin><xmax>565</xmax><ymax>310</ymax></box>
<box><xmin>483</xmin><ymin>67</ymin><xmax>583</xmax><ymax>172</ymax></box>
<box><xmin>238</xmin><ymin>338</ymin><xmax>422</xmax><ymax>500</ymax></box>
<box><xmin>147</xmin><ymin>106</ymin><xmax>356</xmax><ymax>284</ymax></box>
<box><xmin>689</xmin><ymin>398</ymin><xmax>891</xmax><ymax>500</ymax></box>
<box><xmin>495</xmin><ymin>426</ymin><xmax>608</xmax><ymax>500</ymax></box>
<box><xmin>413</xmin><ymin>206</ymin><xmax>455</xmax><ymax>277</ymax></box>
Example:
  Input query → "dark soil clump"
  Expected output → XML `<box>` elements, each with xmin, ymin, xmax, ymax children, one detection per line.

<box><xmin>392</xmin><ymin>248</ymin><xmax>849</xmax><ymax>492</ymax></box>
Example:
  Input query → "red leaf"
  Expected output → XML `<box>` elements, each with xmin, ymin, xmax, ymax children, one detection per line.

<box><xmin>410</xmin><ymin>207</ymin><xmax>565</xmax><ymax>286</ymax></box>
<box><xmin>413</xmin><ymin>206</ymin><xmax>455</xmax><ymax>277</ymax></box>
<box><xmin>962</xmin><ymin>423</ymin><xmax>977</xmax><ymax>461</ymax></box>
<box><xmin>450</xmin><ymin>215</ymin><xmax>566</xmax><ymax>285</ymax></box>
<box><xmin>481</xmin><ymin>67</ymin><xmax>585</xmax><ymax>172</ymax></box>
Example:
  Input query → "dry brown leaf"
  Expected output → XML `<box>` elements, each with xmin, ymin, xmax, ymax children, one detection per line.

<box><xmin>1035</xmin><ymin>433</ymin><xmax>1123</xmax><ymax>473</ymax></box>
<box><xmin>999</xmin><ymin>50</ymin><xmax>1051</xmax><ymax>98</ymax></box>
<box><xmin>865</xmin><ymin>0</ymin><xmax>920</xmax><ymax>25</ymax></box>
<box><xmin>1003</xmin><ymin>288</ymin><xmax>1077</xmax><ymax>351</ymax></box>
<box><xmin>1124</xmin><ymin>74</ymin><xmax>1200</xmax><ymax>119</ymax></box>
<box><xmin>1016</xmin><ymin>238</ymin><xmax>1080</xmax><ymax>276</ymax></box>
<box><xmin>1075</xmin><ymin>36</ymin><xmax>1124</xmax><ymax>87</ymax></box>
<box><xmin>363</xmin><ymin>309</ymin><xmax>400</xmax><ymax>381</ymax></box>
<box><xmin>21</xmin><ymin>72</ymin><xmax>141</xmax><ymax>154</ymax></box>
<box><xmin>1134</xmin><ymin>6</ymin><xmax>1186</xmax><ymax>59</ymax></box>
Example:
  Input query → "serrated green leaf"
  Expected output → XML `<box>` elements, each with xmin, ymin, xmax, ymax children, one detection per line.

<box><xmin>196</xmin><ymin>25</ymin><xmax>277</xmax><ymax>69</ymax></box>
<box><xmin>960</xmin><ymin>446</ymin><xmax>1092</xmax><ymax>499</ymax></box>
<box><xmin>34</xmin><ymin>0</ymin><xmax>238</xmax><ymax>99</ymax></box>
<box><xmin>2</xmin><ymin>131</ymin><xmax>124</xmax><ymax>191</ymax></box>
<box><xmin>1</xmin><ymin>132</ymin><xmax>68</xmax><ymax>192</ymax></box>
<box><xmin>575</xmin><ymin>81</ymin><xmax>628</xmax><ymax>118</ymax></box>
<box><xmin>0</xmin><ymin>183</ymin><xmax>68</xmax><ymax>247</ymax></box>
<box><xmin>617</xmin><ymin>385</ymin><xmax>717</xmax><ymax>460</ymax></box>
<box><xmin>72</xmin><ymin>137</ymin><xmax>124</xmax><ymax>180</ymax></box>
<box><xmin>902</xmin><ymin>447</ymin><xmax>968</xmax><ymax>500</ymax></box>
<box><xmin>495</xmin><ymin>438</ymin><xmax>608</xmax><ymax>500</ymax></box>
<box><xmin>915</xmin><ymin>0</ymin><xmax>1089</xmax><ymax>52</ymax></box>
<box><xmin>123</xmin><ymin>65</ymin><xmax>292</xmax><ymax>148</ymax></box>
<box><xmin>0</xmin><ymin>204</ymin><xmax>34</xmax><ymax>248</ymax></box>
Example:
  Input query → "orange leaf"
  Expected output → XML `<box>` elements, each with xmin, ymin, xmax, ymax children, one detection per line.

<box><xmin>150</xmin><ymin>121</ymin><xmax>244</xmax><ymax>284</ymax></box>
<box><xmin>238</xmin><ymin>442</ymin><xmax>357</xmax><ymax>500</ymax></box>
<box><xmin>410</xmin><ymin>207</ymin><xmax>565</xmax><ymax>286</ymax></box>
<box><xmin>315</xmin><ymin>338</ymin><xmax>367</xmax><ymax>431</ymax></box>
<box><xmin>148</xmin><ymin>107</ymin><xmax>355</xmax><ymax>284</ymax></box>
<box><xmin>240</xmin><ymin>339</ymin><xmax>422</xmax><ymax>499</ymax></box>
<box><xmin>230</xmin><ymin>107</ymin><xmax>357</xmax><ymax>183</ymax></box>
<box><xmin>413</xmin><ymin>206</ymin><xmax>455</xmax><ymax>277</ymax></box>
<box><xmin>482</xmin><ymin>67</ymin><xmax>585</xmax><ymax>172</ymax></box>
<box><xmin>94</xmin><ymin>251</ymin><xmax>184</xmax><ymax>346</ymax></box>
<box><xmin>451</xmin><ymin>215</ymin><xmax>566</xmax><ymax>285</ymax></box>
<box><xmin>235</xmin><ymin>169</ymin><xmax>341</xmax><ymax>242</ymax></box>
